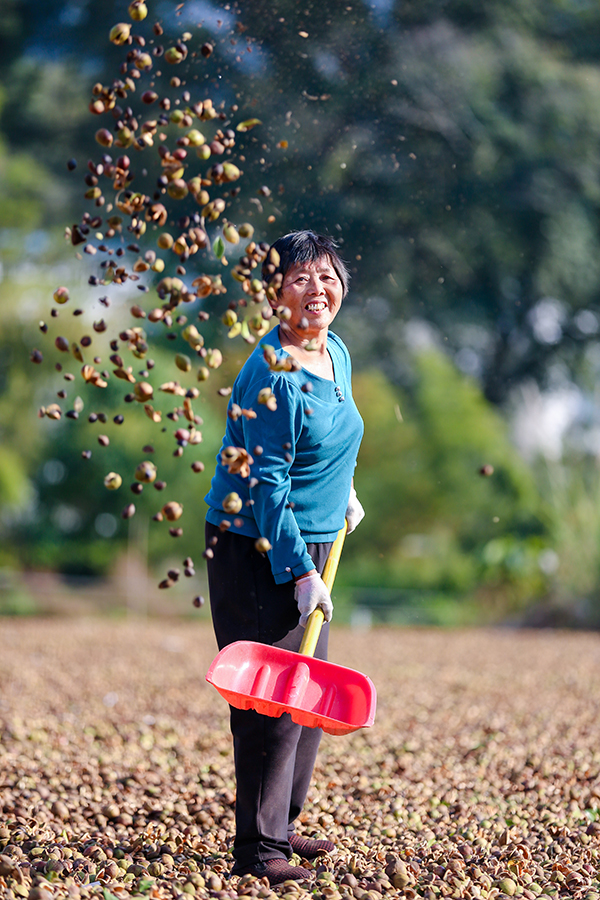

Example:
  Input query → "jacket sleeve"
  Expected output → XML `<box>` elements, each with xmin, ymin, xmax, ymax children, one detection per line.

<box><xmin>240</xmin><ymin>374</ymin><xmax>315</xmax><ymax>584</ymax></box>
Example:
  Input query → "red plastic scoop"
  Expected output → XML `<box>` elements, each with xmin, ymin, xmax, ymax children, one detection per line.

<box><xmin>205</xmin><ymin>524</ymin><xmax>376</xmax><ymax>735</ymax></box>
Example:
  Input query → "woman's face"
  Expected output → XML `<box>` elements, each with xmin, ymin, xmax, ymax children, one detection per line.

<box><xmin>275</xmin><ymin>257</ymin><xmax>344</xmax><ymax>340</ymax></box>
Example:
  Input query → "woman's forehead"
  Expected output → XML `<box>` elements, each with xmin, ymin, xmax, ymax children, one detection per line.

<box><xmin>284</xmin><ymin>257</ymin><xmax>338</xmax><ymax>277</ymax></box>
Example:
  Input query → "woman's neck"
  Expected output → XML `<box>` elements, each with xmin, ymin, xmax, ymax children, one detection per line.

<box><xmin>278</xmin><ymin>325</ymin><xmax>334</xmax><ymax>381</ymax></box>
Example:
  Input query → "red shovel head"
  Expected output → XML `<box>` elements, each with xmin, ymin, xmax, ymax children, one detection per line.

<box><xmin>206</xmin><ymin>639</ymin><xmax>377</xmax><ymax>736</ymax></box>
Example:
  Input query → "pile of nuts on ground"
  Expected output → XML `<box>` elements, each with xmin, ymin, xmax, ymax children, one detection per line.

<box><xmin>1</xmin><ymin>619</ymin><xmax>600</xmax><ymax>900</ymax></box>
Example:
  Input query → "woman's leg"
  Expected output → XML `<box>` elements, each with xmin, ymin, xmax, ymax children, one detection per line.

<box><xmin>287</xmin><ymin>723</ymin><xmax>323</xmax><ymax>836</ymax></box>
<box><xmin>229</xmin><ymin>706</ymin><xmax>302</xmax><ymax>867</ymax></box>
<box><xmin>205</xmin><ymin>523</ymin><xmax>331</xmax><ymax>869</ymax></box>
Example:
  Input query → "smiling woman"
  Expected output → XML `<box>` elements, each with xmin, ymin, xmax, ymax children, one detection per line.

<box><xmin>273</xmin><ymin>248</ymin><xmax>346</xmax><ymax>380</ymax></box>
<box><xmin>203</xmin><ymin>231</ymin><xmax>366</xmax><ymax>885</ymax></box>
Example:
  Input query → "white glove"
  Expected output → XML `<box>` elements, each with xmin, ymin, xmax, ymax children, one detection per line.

<box><xmin>295</xmin><ymin>571</ymin><xmax>333</xmax><ymax>627</ymax></box>
<box><xmin>345</xmin><ymin>486</ymin><xmax>365</xmax><ymax>534</ymax></box>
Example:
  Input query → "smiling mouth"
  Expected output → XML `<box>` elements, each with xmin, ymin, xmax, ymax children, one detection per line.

<box><xmin>305</xmin><ymin>301</ymin><xmax>327</xmax><ymax>312</ymax></box>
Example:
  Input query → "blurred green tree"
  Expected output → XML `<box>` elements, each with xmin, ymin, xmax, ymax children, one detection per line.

<box><xmin>230</xmin><ymin>0</ymin><xmax>600</xmax><ymax>402</ymax></box>
<box><xmin>3</xmin><ymin>0</ymin><xmax>600</xmax><ymax>623</ymax></box>
<box><xmin>344</xmin><ymin>348</ymin><xmax>549</xmax><ymax>616</ymax></box>
<box><xmin>3</xmin><ymin>0</ymin><xmax>600</xmax><ymax>401</ymax></box>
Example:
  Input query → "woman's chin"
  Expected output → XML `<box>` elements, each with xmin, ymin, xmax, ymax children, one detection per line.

<box><xmin>303</xmin><ymin>312</ymin><xmax>335</xmax><ymax>333</ymax></box>
<box><xmin>282</xmin><ymin>322</ymin><xmax>322</xmax><ymax>341</ymax></box>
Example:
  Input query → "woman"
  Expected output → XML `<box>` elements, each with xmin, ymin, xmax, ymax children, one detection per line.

<box><xmin>204</xmin><ymin>231</ymin><xmax>365</xmax><ymax>885</ymax></box>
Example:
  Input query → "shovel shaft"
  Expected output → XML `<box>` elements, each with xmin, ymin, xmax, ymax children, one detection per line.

<box><xmin>321</xmin><ymin>520</ymin><xmax>348</xmax><ymax>592</ymax></box>
<box><xmin>298</xmin><ymin>520</ymin><xmax>348</xmax><ymax>657</ymax></box>
<box><xmin>298</xmin><ymin>608</ymin><xmax>325</xmax><ymax>658</ymax></box>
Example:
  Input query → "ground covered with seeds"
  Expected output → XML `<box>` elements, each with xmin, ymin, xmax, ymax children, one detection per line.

<box><xmin>1</xmin><ymin>620</ymin><xmax>600</xmax><ymax>900</ymax></box>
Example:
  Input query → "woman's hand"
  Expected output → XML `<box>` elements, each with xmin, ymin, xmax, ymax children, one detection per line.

<box><xmin>345</xmin><ymin>486</ymin><xmax>365</xmax><ymax>534</ymax></box>
<box><xmin>294</xmin><ymin>570</ymin><xmax>333</xmax><ymax>627</ymax></box>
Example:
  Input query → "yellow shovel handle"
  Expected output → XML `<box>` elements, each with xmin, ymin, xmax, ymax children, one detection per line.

<box><xmin>298</xmin><ymin>520</ymin><xmax>348</xmax><ymax>657</ymax></box>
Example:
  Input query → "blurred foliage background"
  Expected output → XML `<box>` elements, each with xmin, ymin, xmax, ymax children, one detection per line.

<box><xmin>2</xmin><ymin>0</ymin><xmax>600</xmax><ymax>625</ymax></box>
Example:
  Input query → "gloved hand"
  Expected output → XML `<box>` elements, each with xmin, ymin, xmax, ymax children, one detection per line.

<box><xmin>295</xmin><ymin>570</ymin><xmax>333</xmax><ymax>627</ymax></box>
<box><xmin>345</xmin><ymin>485</ymin><xmax>365</xmax><ymax>534</ymax></box>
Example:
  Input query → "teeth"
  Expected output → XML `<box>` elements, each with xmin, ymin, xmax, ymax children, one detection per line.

<box><xmin>306</xmin><ymin>302</ymin><xmax>326</xmax><ymax>311</ymax></box>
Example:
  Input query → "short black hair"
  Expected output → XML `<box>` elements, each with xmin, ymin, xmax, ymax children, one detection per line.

<box><xmin>262</xmin><ymin>230</ymin><xmax>350</xmax><ymax>298</ymax></box>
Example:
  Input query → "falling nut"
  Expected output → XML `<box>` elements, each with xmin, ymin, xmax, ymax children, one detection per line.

<box><xmin>53</xmin><ymin>286</ymin><xmax>70</xmax><ymax>304</ymax></box>
<box><xmin>135</xmin><ymin>461</ymin><xmax>157</xmax><ymax>483</ymax></box>
<box><xmin>175</xmin><ymin>353</ymin><xmax>192</xmax><ymax>373</ymax></box>
<box><xmin>128</xmin><ymin>0</ymin><xmax>147</xmax><ymax>20</ymax></box>
<box><xmin>205</xmin><ymin>348</ymin><xmax>222</xmax><ymax>369</ymax></box>
<box><xmin>222</xmin><ymin>492</ymin><xmax>243</xmax><ymax>514</ymax></box>
<box><xmin>109</xmin><ymin>22</ymin><xmax>131</xmax><ymax>44</ymax></box>
<box><xmin>133</xmin><ymin>381</ymin><xmax>154</xmax><ymax>401</ymax></box>
<box><xmin>162</xmin><ymin>501</ymin><xmax>183</xmax><ymax>521</ymax></box>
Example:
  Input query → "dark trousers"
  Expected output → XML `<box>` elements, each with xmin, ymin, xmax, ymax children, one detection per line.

<box><xmin>205</xmin><ymin>521</ymin><xmax>332</xmax><ymax>870</ymax></box>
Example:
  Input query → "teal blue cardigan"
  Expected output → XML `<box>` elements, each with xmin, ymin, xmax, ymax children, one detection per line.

<box><xmin>205</xmin><ymin>327</ymin><xmax>364</xmax><ymax>584</ymax></box>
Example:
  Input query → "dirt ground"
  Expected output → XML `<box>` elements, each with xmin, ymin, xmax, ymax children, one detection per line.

<box><xmin>1</xmin><ymin>620</ymin><xmax>600</xmax><ymax>899</ymax></box>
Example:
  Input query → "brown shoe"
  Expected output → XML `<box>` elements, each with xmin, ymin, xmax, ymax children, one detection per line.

<box><xmin>289</xmin><ymin>834</ymin><xmax>335</xmax><ymax>859</ymax></box>
<box><xmin>235</xmin><ymin>859</ymin><xmax>314</xmax><ymax>886</ymax></box>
